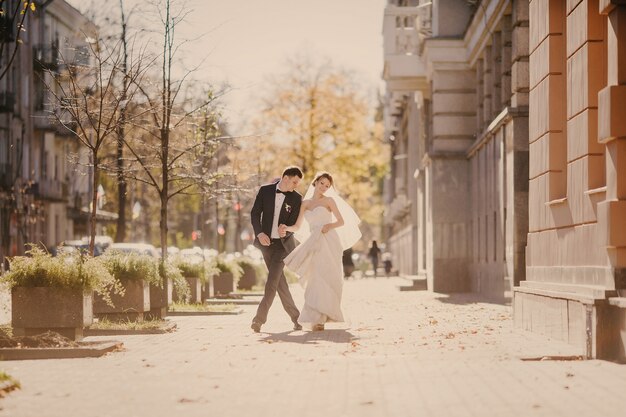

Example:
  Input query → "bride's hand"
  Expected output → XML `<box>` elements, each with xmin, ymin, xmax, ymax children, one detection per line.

<box><xmin>321</xmin><ymin>224</ymin><xmax>331</xmax><ymax>234</ymax></box>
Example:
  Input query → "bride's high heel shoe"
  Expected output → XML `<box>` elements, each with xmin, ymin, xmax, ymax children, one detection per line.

<box><xmin>312</xmin><ymin>323</ymin><xmax>325</xmax><ymax>331</ymax></box>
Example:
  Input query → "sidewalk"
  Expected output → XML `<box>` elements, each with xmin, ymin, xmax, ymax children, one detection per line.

<box><xmin>1</xmin><ymin>277</ymin><xmax>625</xmax><ymax>417</ymax></box>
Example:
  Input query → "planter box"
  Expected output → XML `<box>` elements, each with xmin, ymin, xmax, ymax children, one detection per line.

<box><xmin>213</xmin><ymin>271</ymin><xmax>234</xmax><ymax>295</ymax></box>
<box><xmin>147</xmin><ymin>279</ymin><xmax>172</xmax><ymax>319</ymax></box>
<box><xmin>187</xmin><ymin>277</ymin><xmax>202</xmax><ymax>303</ymax></box>
<box><xmin>12</xmin><ymin>287</ymin><xmax>93</xmax><ymax>341</ymax></box>
<box><xmin>172</xmin><ymin>276</ymin><xmax>202</xmax><ymax>304</ymax></box>
<box><xmin>201</xmin><ymin>280</ymin><xmax>212</xmax><ymax>301</ymax></box>
<box><xmin>93</xmin><ymin>280</ymin><xmax>150</xmax><ymax>322</ymax></box>
<box><xmin>237</xmin><ymin>265</ymin><xmax>257</xmax><ymax>291</ymax></box>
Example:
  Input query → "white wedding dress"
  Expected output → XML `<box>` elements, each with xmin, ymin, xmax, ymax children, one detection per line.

<box><xmin>284</xmin><ymin>206</ymin><xmax>345</xmax><ymax>324</ymax></box>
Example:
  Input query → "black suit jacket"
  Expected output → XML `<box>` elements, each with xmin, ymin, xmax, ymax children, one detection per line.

<box><xmin>251</xmin><ymin>182</ymin><xmax>302</xmax><ymax>253</ymax></box>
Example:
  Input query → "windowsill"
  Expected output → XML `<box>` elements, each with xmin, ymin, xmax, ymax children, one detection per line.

<box><xmin>584</xmin><ymin>186</ymin><xmax>607</xmax><ymax>196</ymax></box>
<box><xmin>545</xmin><ymin>197</ymin><xmax>567</xmax><ymax>207</ymax></box>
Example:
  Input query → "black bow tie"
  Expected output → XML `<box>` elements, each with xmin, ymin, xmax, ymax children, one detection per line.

<box><xmin>276</xmin><ymin>189</ymin><xmax>289</xmax><ymax>195</ymax></box>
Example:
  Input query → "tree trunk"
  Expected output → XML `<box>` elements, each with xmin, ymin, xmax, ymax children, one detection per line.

<box><xmin>159</xmin><ymin>126</ymin><xmax>169</xmax><ymax>310</ymax></box>
<box><xmin>115</xmin><ymin>126</ymin><xmax>127</xmax><ymax>243</ymax></box>
<box><xmin>89</xmin><ymin>151</ymin><xmax>99</xmax><ymax>256</ymax></box>
<box><xmin>160</xmin><ymin>126</ymin><xmax>169</xmax><ymax>260</ymax></box>
<box><xmin>115</xmin><ymin>0</ymin><xmax>129</xmax><ymax>243</ymax></box>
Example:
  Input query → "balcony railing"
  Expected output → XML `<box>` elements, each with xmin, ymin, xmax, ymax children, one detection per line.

<box><xmin>33</xmin><ymin>110</ymin><xmax>78</xmax><ymax>136</ymax></box>
<box><xmin>33</xmin><ymin>42</ymin><xmax>90</xmax><ymax>69</ymax></box>
<box><xmin>382</xmin><ymin>4</ymin><xmax>431</xmax><ymax>81</ymax></box>
<box><xmin>0</xmin><ymin>92</ymin><xmax>15</xmax><ymax>113</ymax></box>
<box><xmin>33</xmin><ymin>43</ymin><xmax>60</xmax><ymax>69</ymax></box>
<box><xmin>384</xmin><ymin>6</ymin><xmax>420</xmax><ymax>56</ymax></box>
<box><xmin>34</xmin><ymin>179</ymin><xmax>67</xmax><ymax>202</ymax></box>
<box><xmin>0</xmin><ymin>163</ymin><xmax>13</xmax><ymax>190</ymax></box>
<box><xmin>0</xmin><ymin>16</ymin><xmax>15</xmax><ymax>42</ymax></box>
<box><xmin>384</xmin><ymin>2</ymin><xmax>431</xmax><ymax>55</ymax></box>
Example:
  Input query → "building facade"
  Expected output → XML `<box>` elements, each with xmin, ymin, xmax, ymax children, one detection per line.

<box><xmin>0</xmin><ymin>0</ymin><xmax>93</xmax><ymax>265</ymax></box>
<box><xmin>382</xmin><ymin>0</ymin><xmax>529</xmax><ymax>299</ymax></box>
<box><xmin>383</xmin><ymin>0</ymin><xmax>626</xmax><ymax>360</ymax></box>
<box><xmin>514</xmin><ymin>0</ymin><xmax>626</xmax><ymax>360</ymax></box>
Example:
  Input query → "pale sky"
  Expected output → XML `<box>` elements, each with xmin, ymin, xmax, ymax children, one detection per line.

<box><xmin>70</xmin><ymin>0</ymin><xmax>387</xmax><ymax>135</ymax></box>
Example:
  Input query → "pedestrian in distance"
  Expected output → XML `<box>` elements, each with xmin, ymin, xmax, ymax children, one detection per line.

<box><xmin>342</xmin><ymin>248</ymin><xmax>355</xmax><ymax>279</ymax></box>
<box><xmin>382</xmin><ymin>251</ymin><xmax>393</xmax><ymax>277</ymax></box>
<box><xmin>368</xmin><ymin>240</ymin><xmax>382</xmax><ymax>277</ymax></box>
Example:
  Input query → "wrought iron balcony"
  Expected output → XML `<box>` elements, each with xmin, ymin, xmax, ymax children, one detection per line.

<box><xmin>33</xmin><ymin>43</ymin><xmax>60</xmax><ymax>69</ymax></box>
<box><xmin>0</xmin><ymin>92</ymin><xmax>15</xmax><ymax>113</ymax></box>
<box><xmin>33</xmin><ymin>179</ymin><xmax>68</xmax><ymax>202</ymax></box>
<box><xmin>0</xmin><ymin>16</ymin><xmax>15</xmax><ymax>42</ymax></box>
<box><xmin>0</xmin><ymin>163</ymin><xmax>13</xmax><ymax>190</ymax></box>
<box><xmin>33</xmin><ymin>109</ymin><xmax>78</xmax><ymax>136</ymax></box>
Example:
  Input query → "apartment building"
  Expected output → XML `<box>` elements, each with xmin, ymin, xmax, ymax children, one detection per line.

<box><xmin>0</xmin><ymin>0</ymin><xmax>94</xmax><ymax>264</ymax></box>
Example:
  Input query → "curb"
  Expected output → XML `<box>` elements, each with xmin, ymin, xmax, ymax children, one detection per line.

<box><xmin>167</xmin><ymin>309</ymin><xmax>244</xmax><ymax>316</ymax></box>
<box><xmin>0</xmin><ymin>341</ymin><xmax>123</xmax><ymax>360</ymax></box>
<box><xmin>205</xmin><ymin>299</ymin><xmax>260</xmax><ymax>306</ymax></box>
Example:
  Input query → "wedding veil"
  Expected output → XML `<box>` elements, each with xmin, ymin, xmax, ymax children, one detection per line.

<box><xmin>294</xmin><ymin>175</ymin><xmax>362</xmax><ymax>250</ymax></box>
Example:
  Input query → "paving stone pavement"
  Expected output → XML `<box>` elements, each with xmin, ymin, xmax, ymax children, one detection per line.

<box><xmin>1</xmin><ymin>277</ymin><xmax>625</xmax><ymax>417</ymax></box>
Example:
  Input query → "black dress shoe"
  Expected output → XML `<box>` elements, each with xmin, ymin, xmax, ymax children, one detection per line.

<box><xmin>293</xmin><ymin>323</ymin><xmax>303</xmax><ymax>331</ymax></box>
<box><xmin>251</xmin><ymin>322</ymin><xmax>261</xmax><ymax>333</ymax></box>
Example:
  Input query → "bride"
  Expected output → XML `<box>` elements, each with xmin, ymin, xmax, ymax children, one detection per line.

<box><xmin>279</xmin><ymin>172</ymin><xmax>361</xmax><ymax>331</ymax></box>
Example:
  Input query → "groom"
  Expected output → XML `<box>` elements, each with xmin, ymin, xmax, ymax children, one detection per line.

<box><xmin>250</xmin><ymin>166</ymin><xmax>303</xmax><ymax>333</ymax></box>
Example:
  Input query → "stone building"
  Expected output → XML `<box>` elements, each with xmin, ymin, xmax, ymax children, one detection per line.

<box><xmin>514</xmin><ymin>0</ymin><xmax>626</xmax><ymax>360</ymax></box>
<box><xmin>0</xmin><ymin>0</ymin><xmax>94</xmax><ymax>264</ymax></box>
<box><xmin>383</xmin><ymin>0</ymin><xmax>626</xmax><ymax>360</ymax></box>
<box><xmin>382</xmin><ymin>0</ymin><xmax>529</xmax><ymax>299</ymax></box>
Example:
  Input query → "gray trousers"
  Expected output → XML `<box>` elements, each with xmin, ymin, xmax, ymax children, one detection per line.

<box><xmin>253</xmin><ymin>241</ymin><xmax>300</xmax><ymax>325</ymax></box>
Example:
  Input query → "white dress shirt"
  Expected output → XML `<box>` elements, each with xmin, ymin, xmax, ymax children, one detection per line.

<box><xmin>270</xmin><ymin>183</ymin><xmax>286</xmax><ymax>239</ymax></box>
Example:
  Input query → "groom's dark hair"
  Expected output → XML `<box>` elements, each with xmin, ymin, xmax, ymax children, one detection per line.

<box><xmin>282</xmin><ymin>166</ymin><xmax>303</xmax><ymax>178</ymax></box>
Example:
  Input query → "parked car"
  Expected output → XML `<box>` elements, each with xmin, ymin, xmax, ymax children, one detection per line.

<box><xmin>57</xmin><ymin>240</ymin><xmax>106</xmax><ymax>256</ymax></box>
<box><xmin>179</xmin><ymin>247</ymin><xmax>204</xmax><ymax>264</ymax></box>
<box><xmin>107</xmin><ymin>243</ymin><xmax>159</xmax><ymax>258</ymax></box>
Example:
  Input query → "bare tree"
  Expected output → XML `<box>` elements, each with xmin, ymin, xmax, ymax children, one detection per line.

<box><xmin>0</xmin><ymin>0</ymin><xmax>37</xmax><ymax>82</ymax></box>
<box><xmin>43</xmin><ymin>30</ymin><xmax>150</xmax><ymax>255</ymax></box>
<box><xmin>122</xmin><ymin>0</ymin><xmax>228</xmax><ymax>260</ymax></box>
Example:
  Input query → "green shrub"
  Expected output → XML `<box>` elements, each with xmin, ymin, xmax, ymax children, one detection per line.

<box><xmin>0</xmin><ymin>371</ymin><xmax>20</xmax><ymax>393</ymax></box>
<box><xmin>172</xmin><ymin>257</ymin><xmax>219</xmax><ymax>284</ymax></box>
<box><xmin>160</xmin><ymin>259</ymin><xmax>190</xmax><ymax>303</ymax></box>
<box><xmin>235</xmin><ymin>256</ymin><xmax>268</xmax><ymax>284</ymax></box>
<box><xmin>100</xmin><ymin>251</ymin><xmax>190</xmax><ymax>303</ymax></box>
<box><xmin>214</xmin><ymin>256</ymin><xmax>243</xmax><ymax>284</ymax></box>
<box><xmin>0</xmin><ymin>245</ymin><xmax>121</xmax><ymax>306</ymax></box>
<box><xmin>100</xmin><ymin>252</ymin><xmax>161</xmax><ymax>286</ymax></box>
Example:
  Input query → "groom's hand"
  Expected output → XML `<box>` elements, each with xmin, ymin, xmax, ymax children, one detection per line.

<box><xmin>257</xmin><ymin>233</ymin><xmax>271</xmax><ymax>246</ymax></box>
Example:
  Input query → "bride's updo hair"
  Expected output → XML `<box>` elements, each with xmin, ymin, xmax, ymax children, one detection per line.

<box><xmin>313</xmin><ymin>172</ymin><xmax>334</xmax><ymax>187</ymax></box>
